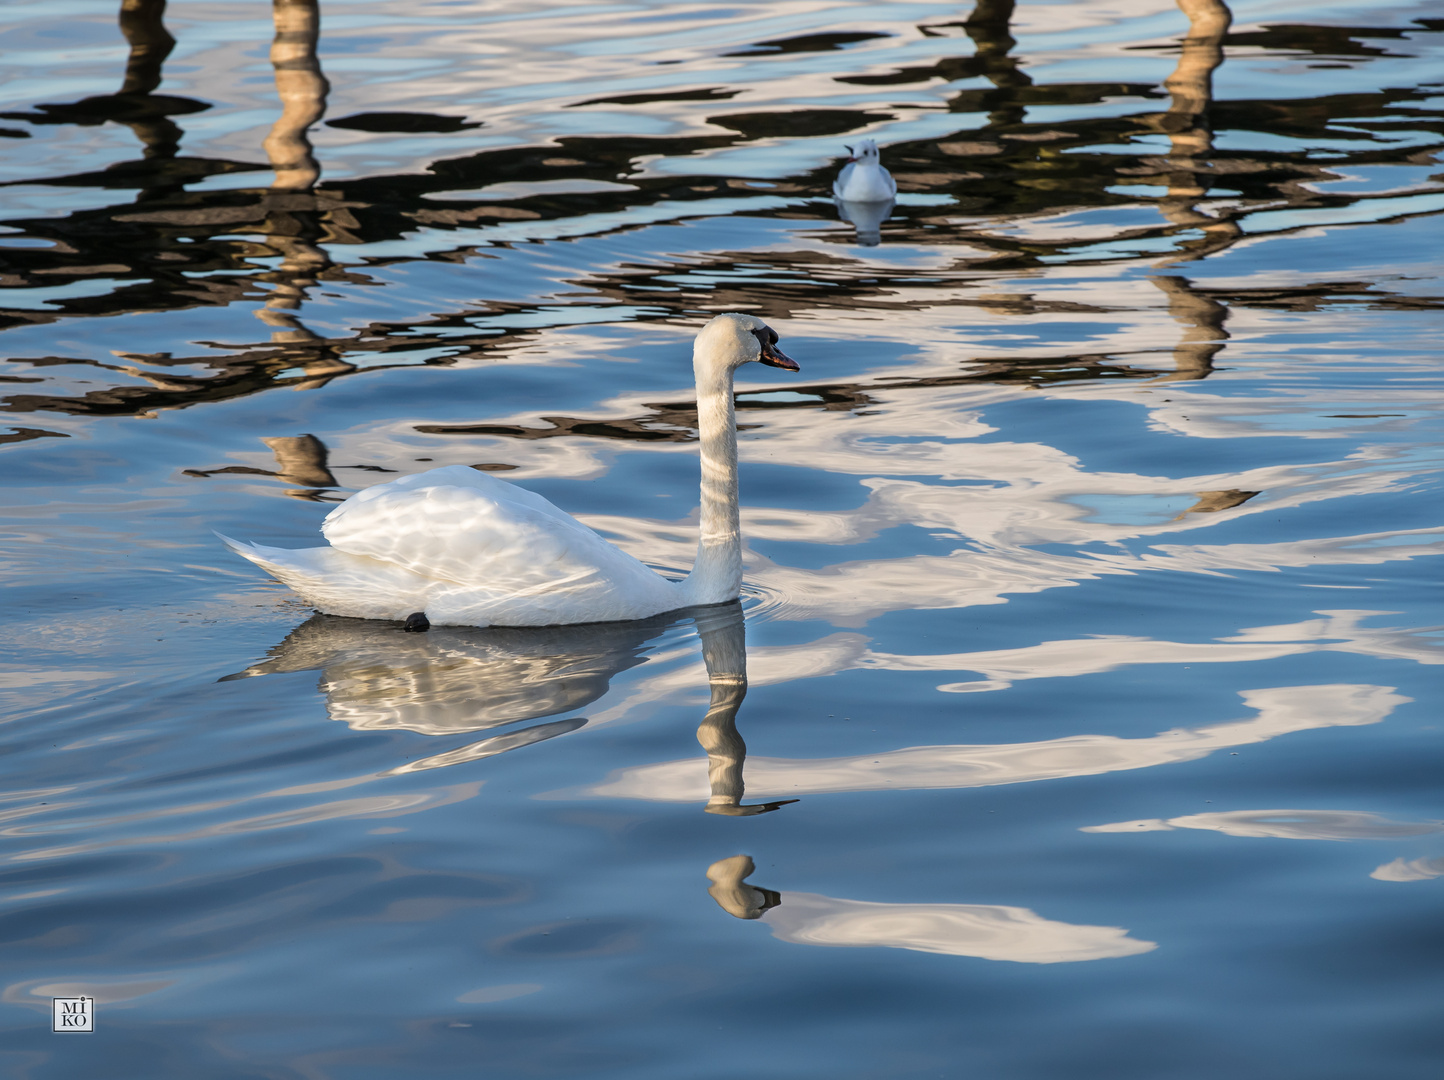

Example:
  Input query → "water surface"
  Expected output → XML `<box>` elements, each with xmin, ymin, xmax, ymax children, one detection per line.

<box><xmin>1</xmin><ymin>0</ymin><xmax>1442</xmax><ymax>1075</ymax></box>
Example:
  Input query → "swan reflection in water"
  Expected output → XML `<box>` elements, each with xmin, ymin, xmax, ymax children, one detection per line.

<box><xmin>226</xmin><ymin>600</ymin><xmax>796</xmax><ymax>798</ymax></box>
<box><xmin>705</xmin><ymin>855</ymin><xmax>1155</xmax><ymax>964</ymax></box>
<box><xmin>225</xmin><ymin>610</ymin><xmax>677</xmax><ymax>764</ymax></box>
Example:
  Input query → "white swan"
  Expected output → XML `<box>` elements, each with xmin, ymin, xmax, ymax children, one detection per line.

<box><xmin>219</xmin><ymin>313</ymin><xmax>799</xmax><ymax>627</ymax></box>
<box><xmin>832</xmin><ymin>138</ymin><xmax>896</xmax><ymax>203</ymax></box>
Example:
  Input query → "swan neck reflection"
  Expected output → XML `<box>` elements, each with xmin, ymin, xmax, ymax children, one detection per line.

<box><xmin>694</xmin><ymin>606</ymin><xmax>797</xmax><ymax>816</ymax></box>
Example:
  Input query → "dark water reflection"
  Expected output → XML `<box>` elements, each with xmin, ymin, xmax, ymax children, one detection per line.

<box><xmin>3</xmin><ymin>0</ymin><xmax>1440</xmax><ymax>424</ymax></box>
<box><xmin>1</xmin><ymin>0</ymin><xmax>1443</xmax><ymax>1075</ymax></box>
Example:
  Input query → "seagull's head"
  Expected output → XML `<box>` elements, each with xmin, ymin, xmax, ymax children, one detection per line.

<box><xmin>843</xmin><ymin>138</ymin><xmax>881</xmax><ymax>163</ymax></box>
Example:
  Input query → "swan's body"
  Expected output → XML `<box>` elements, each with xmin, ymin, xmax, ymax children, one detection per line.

<box><xmin>832</xmin><ymin>138</ymin><xmax>896</xmax><ymax>203</ymax></box>
<box><xmin>220</xmin><ymin>313</ymin><xmax>798</xmax><ymax>627</ymax></box>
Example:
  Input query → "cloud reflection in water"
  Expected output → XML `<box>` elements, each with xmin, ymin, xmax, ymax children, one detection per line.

<box><xmin>1083</xmin><ymin>809</ymin><xmax>1443</xmax><ymax>840</ymax></box>
<box><xmin>1372</xmin><ymin>857</ymin><xmax>1444</xmax><ymax>883</ymax></box>
<box><xmin>591</xmin><ymin>684</ymin><xmax>1408</xmax><ymax>801</ymax></box>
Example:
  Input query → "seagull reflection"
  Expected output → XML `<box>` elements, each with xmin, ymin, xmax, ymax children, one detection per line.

<box><xmin>225</xmin><ymin>611</ymin><xmax>675</xmax><ymax>736</ymax></box>
<box><xmin>693</xmin><ymin>604</ymin><xmax>797</xmax><ymax>816</ymax></box>
<box><xmin>705</xmin><ymin>855</ymin><xmax>1155</xmax><ymax>963</ymax></box>
<box><xmin>834</xmin><ymin>195</ymin><xmax>894</xmax><ymax>247</ymax></box>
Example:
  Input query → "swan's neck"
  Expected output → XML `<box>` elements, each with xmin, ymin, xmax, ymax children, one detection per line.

<box><xmin>681</xmin><ymin>357</ymin><xmax>742</xmax><ymax>605</ymax></box>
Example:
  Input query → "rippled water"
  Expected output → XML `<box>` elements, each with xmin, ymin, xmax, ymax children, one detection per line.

<box><xmin>2</xmin><ymin>0</ymin><xmax>1443</xmax><ymax>1074</ymax></box>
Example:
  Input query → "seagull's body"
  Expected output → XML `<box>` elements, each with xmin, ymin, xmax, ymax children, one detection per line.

<box><xmin>832</xmin><ymin>138</ymin><xmax>896</xmax><ymax>203</ymax></box>
<box><xmin>220</xmin><ymin>314</ymin><xmax>799</xmax><ymax>627</ymax></box>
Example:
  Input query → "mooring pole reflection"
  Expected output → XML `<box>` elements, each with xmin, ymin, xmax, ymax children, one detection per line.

<box><xmin>1155</xmin><ymin>0</ymin><xmax>1241</xmax><ymax>258</ymax></box>
<box><xmin>1146</xmin><ymin>0</ymin><xmax>1235</xmax><ymax>381</ymax></box>
<box><xmin>117</xmin><ymin>0</ymin><xmax>182</xmax><ymax>159</ymax></box>
<box><xmin>1150</xmin><ymin>272</ymin><xmax>1229</xmax><ymax>382</ymax></box>
<box><xmin>265</xmin><ymin>0</ymin><xmax>329</xmax><ymax>192</ymax></box>
<box><xmin>8</xmin><ymin>0</ymin><xmax>207</xmax><ymax>186</ymax></box>
<box><xmin>963</xmin><ymin>0</ymin><xmax>1032</xmax><ymax>127</ymax></box>
<box><xmin>255</xmin><ymin>0</ymin><xmax>356</xmax><ymax>389</ymax></box>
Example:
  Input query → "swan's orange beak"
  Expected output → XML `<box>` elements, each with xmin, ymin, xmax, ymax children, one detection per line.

<box><xmin>759</xmin><ymin>340</ymin><xmax>799</xmax><ymax>371</ymax></box>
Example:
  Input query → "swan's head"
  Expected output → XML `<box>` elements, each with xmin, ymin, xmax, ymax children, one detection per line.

<box><xmin>695</xmin><ymin>313</ymin><xmax>799</xmax><ymax>374</ymax></box>
<box><xmin>843</xmin><ymin>138</ymin><xmax>881</xmax><ymax>163</ymax></box>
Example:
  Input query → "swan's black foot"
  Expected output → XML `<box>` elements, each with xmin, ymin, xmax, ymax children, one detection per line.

<box><xmin>402</xmin><ymin>612</ymin><xmax>430</xmax><ymax>632</ymax></box>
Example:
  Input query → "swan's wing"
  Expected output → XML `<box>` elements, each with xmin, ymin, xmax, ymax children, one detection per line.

<box><xmin>319</xmin><ymin>465</ymin><xmax>664</xmax><ymax>596</ymax></box>
<box><xmin>881</xmin><ymin>165</ymin><xmax>897</xmax><ymax>196</ymax></box>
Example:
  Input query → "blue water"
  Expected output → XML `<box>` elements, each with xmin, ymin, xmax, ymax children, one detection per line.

<box><xmin>2</xmin><ymin>0</ymin><xmax>1443</xmax><ymax>1075</ymax></box>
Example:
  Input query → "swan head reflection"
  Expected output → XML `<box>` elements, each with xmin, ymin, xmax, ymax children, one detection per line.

<box><xmin>706</xmin><ymin>855</ymin><xmax>781</xmax><ymax>919</ymax></box>
<box><xmin>224</xmin><ymin>611</ymin><xmax>675</xmax><ymax>734</ymax></box>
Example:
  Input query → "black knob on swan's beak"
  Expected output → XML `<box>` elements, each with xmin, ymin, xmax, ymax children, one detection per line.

<box><xmin>752</xmin><ymin>326</ymin><xmax>799</xmax><ymax>371</ymax></box>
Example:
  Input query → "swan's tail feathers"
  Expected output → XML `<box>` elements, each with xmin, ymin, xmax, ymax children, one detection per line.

<box><xmin>215</xmin><ymin>531</ymin><xmax>263</xmax><ymax>562</ymax></box>
<box><xmin>214</xmin><ymin>531</ymin><xmax>296</xmax><ymax>577</ymax></box>
<box><xmin>214</xmin><ymin>532</ymin><xmax>432</xmax><ymax>621</ymax></box>
<box><xmin>215</xmin><ymin>530</ymin><xmax>327</xmax><ymax>597</ymax></box>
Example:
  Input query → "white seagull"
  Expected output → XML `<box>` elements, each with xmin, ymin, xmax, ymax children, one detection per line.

<box><xmin>832</xmin><ymin>138</ymin><xmax>896</xmax><ymax>203</ymax></box>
